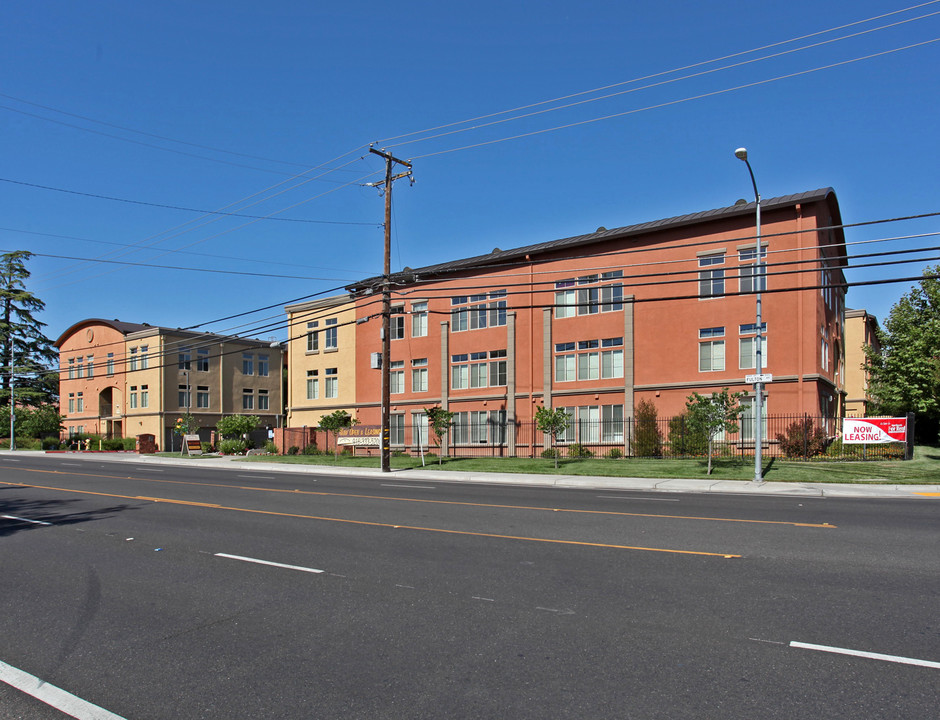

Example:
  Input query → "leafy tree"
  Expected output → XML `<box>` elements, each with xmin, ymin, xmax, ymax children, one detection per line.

<box><xmin>666</xmin><ymin>412</ymin><xmax>709</xmax><ymax>457</ymax></box>
<box><xmin>216</xmin><ymin>414</ymin><xmax>258</xmax><ymax>440</ymax></box>
<box><xmin>19</xmin><ymin>404</ymin><xmax>64</xmax><ymax>438</ymax></box>
<box><xmin>173</xmin><ymin>412</ymin><xmax>202</xmax><ymax>455</ymax></box>
<box><xmin>865</xmin><ymin>265</ymin><xmax>940</xmax><ymax>441</ymax></box>
<box><xmin>634</xmin><ymin>399</ymin><xmax>663</xmax><ymax>457</ymax></box>
<box><xmin>424</xmin><ymin>406</ymin><xmax>454</xmax><ymax>465</ymax></box>
<box><xmin>776</xmin><ymin>417</ymin><xmax>828</xmax><ymax>459</ymax></box>
<box><xmin>318</xmin><ymin>410</ymin><xmax>355</xmax><ymax>459</ymax></box>
<box><xmin>535</xmin><ymin>405</ymin><xmax>570</xmax><ymax>469</ymax></box>
<box><xmin>1</xmin><ymin>251</ymin><xmax>57</xmax><ymax>407</ymax></box>
<box><xmin>685</xmin><ymin>388</ymin><xmax>747</xmax><ymax>475</ymax></box>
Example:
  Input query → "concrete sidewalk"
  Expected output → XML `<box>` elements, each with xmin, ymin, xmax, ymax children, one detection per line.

<box><xmin>13</xmin><ymin>450</ymin><xmax>938</xmax><ymax>499</ymax></box>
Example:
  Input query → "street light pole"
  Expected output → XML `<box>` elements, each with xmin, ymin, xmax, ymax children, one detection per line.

<box><xmin>734</xmin><ymin>147</ymin><xmax>763</xmax><ymax>483</ymax></box>
<box><xmin>8</xmin><ymin>342</ymin><xmax>14</xmax><ymax>451</ymax></box>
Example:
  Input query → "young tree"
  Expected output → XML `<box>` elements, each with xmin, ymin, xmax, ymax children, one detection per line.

<box><xmin>865</xmin><ymin>265</ymin><xmax>940</xmax><ymax>440</ymax></box>
<box><xmin>424</xmin><ymin>406</ymin><xmax>454</xmax><ymax>465</ymax></box>
<box><xmin>685</xmin><ymin>388</ymin><xmax>747</xmax><ymax>475</ymax></box>
<box><xmin>1</xmin><ymin>251</ymin><xmax>57</xmax><ymax>407</ymax></box>
<box><xmin>633</xmin><ymin>399</ymin><xmax>663</xmax><ymax>457</ymax></box>
<box><xmin>318</xmin><ymin>410</ymin><xmax>355</xmax><ymax>459</ymax></box>
<box><xmin>217</xmin><ymin>413</ymin><xmax>258</xmax><ymax>440</ymax></box>
<box><xmin>535</xmin><ymin>405</ymin><xmax>570</xmax><ymax>469</ymax></box>
<box><xmin>174</xmin><ymin>412</ymin><xmax>202</xmax><ymax>455</ymax></box>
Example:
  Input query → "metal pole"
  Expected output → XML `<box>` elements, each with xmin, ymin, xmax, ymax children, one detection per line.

<box><xmin>8</xmin><ymin>342</ymin><xmax>14</xmax><ymax>451</ymax></box>
<box><xmin>735</xmin><ymin>148</ymin><xmax>763</xmax><ymax>482</ymax></box>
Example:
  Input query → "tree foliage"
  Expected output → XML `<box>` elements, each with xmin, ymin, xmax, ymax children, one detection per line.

<box><xmin>216</xmin><ymin>414</ymin><xmax>258</xmax><ymax>439</ymax></box>
<box><xmin>424</xmin><ymin>406</ymin><xmax>454</xmax><ymax>465</ymax></box>
<box><xmin>775</xmin><ymin>417</ymin><xmax>828</xmax><ymax>459</ymax></box>
<box><xmin>634</xmin><ymin>399</ymin><xmax>663</xmax><ymax>457</ymax></box>
<box><xmin>535</xmin><ymin>405</ymin><xmax>570</xmax><ymax>469</ymax></box>
<box><xmin>1</xmin><ymin>251</ymin><xmax>57</xmax><ymax>407</ymax></box>
<box><xmin>318</xmin><ymin>409</ymin><xmax>355</xmax><ymax>458</ymax></box>
<box><xmin>865</xmin><ymin>265</ymin><xmax>940</xmax><ymax>439</ymax></box>
<box><xmin>685</xmin><ymin>388</ymin><xmax>747</xmax><ymax>475</ymax></box>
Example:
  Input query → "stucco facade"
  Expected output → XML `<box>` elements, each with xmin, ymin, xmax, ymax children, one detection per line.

<box><xmin>843</xmin><ymin>308</ymin><xmax>881</xmax><ymax>416</ymax></box>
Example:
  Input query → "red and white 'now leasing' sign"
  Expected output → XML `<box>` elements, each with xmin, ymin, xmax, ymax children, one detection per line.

<box><xmin>842</xmin><ymin>418</ymin><xmax>908</xmax><ymax>444</ymax></box>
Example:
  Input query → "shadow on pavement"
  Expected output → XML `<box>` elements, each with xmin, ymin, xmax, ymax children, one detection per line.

<box><xmin>0</xmin><ymin>488</ymin><xmax>138</xmax><ymax>537</ymax></box>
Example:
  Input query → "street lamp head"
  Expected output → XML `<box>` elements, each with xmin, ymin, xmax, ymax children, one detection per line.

<box><xmin>734</xmin><ymin>147</ymin><xmax>748</xmax><ymax>161</ymax></box>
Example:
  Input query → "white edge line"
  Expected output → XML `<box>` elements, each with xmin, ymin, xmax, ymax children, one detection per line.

<box><xmin>0</xmin><ymin>659</ymin><xmax>127</xmax><ymax>720</ymax></box>
<box><xmin>2</xmin><ymin>515</ymin><xmax>52</xmax><ymax>526</ymax></box>
<box><xmin>790</xmin><ymin>641</ymin><xmax>940</xmax><ymax>669</ymax></box>
<box><xmin>214</xmin><ymin>553</ymin><xmax>323</xmax><ymax>574</ymax></box>
<box><xmin>381</xmin><ymin>483</ymin><xmax>436</xmax><ymax>489</ymax></box>
<box><xmin>596</xmin><ymin>495</ymin><xmax>680</xmax><ymax>502</ymax></box>
<box><xmin>237</xmin><ymin>475</ymin><xmax>275</xmax><ymax>479</ymax></box>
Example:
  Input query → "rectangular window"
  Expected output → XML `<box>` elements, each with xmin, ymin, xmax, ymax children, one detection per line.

<box><xmin>489</xmin><ymin>349</ymin><xmax>507</xmax><ymax>387</ymax></box>
<box><xmin>140</xmin><ymin>346</ymin><xmax>149</xmax><ymax>369</ymax></box>
<box><xmin>179</xmin><ymin>385</ymin><xmax>191</xmax><ymax>408</ymax></box>
<box><xmin>739</xmin><ymin>324</ymin><xmax>768</xmax><ymax>370</ymax></box>
<box><xmin>739</xmin><ymin>395</ymin><xmax>767</xmax><ymax>442</ymax></box>
<box><xmin>306</xmin><ymin>370</ymin><xmax>319</xmax><ymax>400</ymax></box>
<box><xmin>106</xmin><ymin>353</ymin><xmax>115</xmax><ymax>376</ymax></box>
<box><xmin>470</xmin><ymin>362</ymin><xmax>488</xmax><ymax>388</ymax></box>
<box><xmin>242</xmin><ymin>389</ymin><xmax>254</xmax><ymax>410</ymax></box>
<box><xmin>325</xmin><ymin>368</ymin><xmax>338</xmax><ymax>398</ymax></box>
<box><xmin>258</xmin><ymin>354</ymin><xmax>269</xmax><ymax>377</ymax></box>
<box><xmin>68</xmin><ymin>358</ymin><xmax>75</xmax><ymax>379</ymax></box>
<box><xmin>76</xmin><ymin>357</ymin><xmax>84</xmax><ymax>379</ymax></box>
<box><xmin>391</xmin><ymin>307</ymin><xmax>405</xmax><ymax>340</ymax></box>
<box><xmin>325</xmin><ymin>319</ymin><xmax>338</xmax><ymax>350</ymax></box>
<box><xmin>739</xmin><ymin>247</ymin><xmax>766</xmax><ymax>294</ymax></box>
<box><xmin>699</xmin><ymin>340</ymin><xmax>725</xmax><ymax>372</ymax></box>
<box><xmin>555</xmin><ymin>354</ymin><xmax>575</xmax><ymax>382</ymax></box>
<box><xmin>577</xmin><ymin>405</ymin><xmax>600</xmax><ymax>443</ymax></box>
<box><xmin>412</xmin><ymin>302</ymin><xmax>428</xmax><ymax>337</ymax></box>
<box><xmin>140</xmin><ymin>385</ymin><xmax>149</xmax><ymax>408</ymax></box>
<box><xmin>86</xmin><ymin>355</ymin><xmax>94</xmax><ymax>379</ymax></box>
<box><xmin>390</xmin><ymin>360</ymin><xmax>405</xmax><ymax>394</ymax></box>
<box><xmin>197</xmin><ymin>348</ymin><xmax>210</xmax><ymax>371</ymax></box>
<box><xmin>699</xmin><ymin>253</ymin><xmax>725</xmax><ymax>298</ymax></box>
<box><xmin>130</xmin><ymin>348</ymin><xmax>138</xmax><ymax>372</ymax></box>
<box><xmin>242</xmin><ymin>353</ymin><xmax>254</xmax><ymax>375</ymax></box>
<box><xmin>412</xmin><ymin>358</ymin><xmax>428</xmax><ymax>393</ymax></box>
<box><xmin>129</xmin><ymin>386</ymin><xmax>138</xmax><ymax>409</ymax></box>
<box><xmin>390</xmin><ymin>413</ymin><xmax>405</xmax><ymax>445</ymax></box>
<box><xmin>412</xmin><ymin>411</ymin><xmax>429</xmax><ymax>448</ymax></box>
<box><xmin>451</xmin><ymin>363</ymin><xmax>469</xmax><ymax>390</ymax></box>
<box><xmin>258</xmin><ymin>389</ymin><xmax>269</xmax><ymax>411</ymax></box>
<box><xmin>451</xmin><ymin>291</ymin><xmax>507</xmax><ymax>332</ymax></box>
<box><xmin>555</xmin><ymin>288</ymin><xmax>576</xmax><ymax>318</ymax></box>
<box><xmin>68</xmin><ymin>393</ymin><xmax>75</xmax><ymax>413</ymax></box>
<box><xmin>197</xmin><ymin>386</ymin><xmax>209</xmax><ymax>409</ymax></box>
<box><xmin>307</xmin><ymin>321</ymin><xmax>319</xmax><ymax>352</ymax></box>
<box><xmin>577</xmin><ymin>352</ymin><xmax>599</xmax><ymax>380</ymax></box>
<box><xmin>178</xmin><ymin>348</ymin><xmax>190</xmax><ymax>371</ymax></box>
<box><xmin>601</xmin><ymin>349</ymin><xmax>623</xmax><ymax>379</ymax></box>
<box><xmin>602</xmin><ymin>404</ymin><xmax>624</xmax><ymax>442</ymax></box>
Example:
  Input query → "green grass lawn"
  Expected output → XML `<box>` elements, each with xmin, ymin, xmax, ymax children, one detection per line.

<box><xmin>240</xmin><ymin>445</ymin><xmax>940</xmax><ymax>484</ymax></box>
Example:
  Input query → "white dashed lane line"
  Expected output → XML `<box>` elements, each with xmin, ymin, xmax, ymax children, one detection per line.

<box><xmin>0</xmin><ymin>659</ymin><xmax>126</xmax><ymax>720</ymax></box>
<box><xmin>1</xmin><ymin>515</ymin><xmax>52</xmax><ymax>526</ymax></box>
<box><xmin>214</xmin><ymin>553</ymin><xmax>324</xmax><ymax>574</ymax></box>
<box><xmin>790</xmin><ymin>641</ymin><xmax>940</xmax><ymax>669</ymax></box>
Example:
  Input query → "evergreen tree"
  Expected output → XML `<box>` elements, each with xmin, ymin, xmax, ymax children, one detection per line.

<box><xmin>1</xmin><ymin>251</ymin><xmax>57</xmax><ymax>407</ymax></box>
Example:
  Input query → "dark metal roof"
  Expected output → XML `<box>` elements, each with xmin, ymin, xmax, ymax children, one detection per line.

<box><xmin>54</xmin><ymin>318</ymin><xmax>152</xmax><ymax>348</ymax></box>
<box><xmin>349</xmin><ymin>188</ymin><xmax>838</xmax><ymax>291</ymax></box>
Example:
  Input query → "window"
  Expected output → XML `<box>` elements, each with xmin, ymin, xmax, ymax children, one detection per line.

<box><xmin>390</xmin><ymin>414</ymin><xmax>405</xmax><ymax>445</ymax></box>
<box><xmin>470</xmin><ymin>352</ymin><xmax>488</xmax><ymax>388</ymax></box>
<box><xmin>325</xmin><ymin>319</ymin><xmax>338</xmax><ymax>350</ymax></box>
<box><xmin>602</xmin><ymin>404</ymin><xmax>624</xmax><ymax>442</ymax></box>
<box><xmin>451</xmin><ymin>290</ymin><xmax>507</xmax><ymax>332</ymax></box>
<box><xmin>242</xmin><ymin>389</ymin><xmax>254</xmax><ymax>410</ymax></box>
<box><xmin>451</xmin><ymin>354</ymin><xmax>469</xmax><ymax>389</ymax></box>
<box><xmin>390</xmin><ymin>360</ymin><xmax>405</xmax><ymax>394</ymax></box>
<box><xmin>325</xmin><ymin>368</ymin><xmax>338</xmax><ymax>398</ymax></box>
<box><xmin>739</xmin><ymin>395</ymin><xmax>767</xmax><ymax>442</ymax></box>
<box><xmin>179</xmin><ymin>385</ymin><xmax>191</xmax><ymax>408</ymax></box>
<box><xmin>821</xmin><ymin>338</ymin><xmax>830</xmax><ymax>371</ymax></box>
<box><xmin>106</xmin><ymin>353</ymin><xmax>114</xmax><ymax>376</ymax></box>
<box><xmin>577</xmin><ymin>351</ymin><xmax>599</xmax><ymax>380</ymax></box>
<box><xmin>130</xmin><ymin>348</ymin><xmax>138</xmax><ymax>372</ymax></box>
<box><xmin>412</xmin><ymin>358</ymin><xmax>428</xmax><ymax>392</ymax></box>
<box><xmin>558</xmin><ymin>272</ymin><xmax>624</xmax><ymax>316</ymax></box>
<box><xmin>178</xmin><ymin>348</ymin><xmax>191</xmax><ymax>371</ymax></box>
<box><xmin>197</xmin><ymin>386</ymin><xmax>210</xmax><ymax>409</ymax></box>
<box><xmin>77</xmin><ymin>357</ymin><xmax>84</xmax><ymax>379</ymax></box>
<box><xmin>129</xmin><ymin>386</ymin><xmax>138</xmax><ymax>409</ymax></box>
<box><xmin>412</xmin><ymin>411</ymin><xmax>429</xmax><ymax>448</ymax></box>
<box><xmin>306</xmin><ymin>321</ymin><xmax>319</xmax><ymax>352</ymax></box>
<box><xmin>140</xmin><ymin>385</ymin><xmax>149</xmax><ymax>408</ymax></box>
<box><xmin>601</xmin><ymin>347</ymin><xmax>623</xmax><ymax>379</ymax></box>
<box><xmin>390</xmin><ymin>307</ymin><xmax>405</xmax><ymax>340</ymax></box>
<box><xmin>738</xmin><ymin>247</ymin><xmax>766</xmax><ymax>294</ymax></box>
<box><xmin>739</xmin><ymin>323</ymin><xmax>768</xmax><ymax>370</ymax></box>
<box><xmin>68</xmin><ymin>358</ymin><xmax>75</xmax><ymax>379</ymax></box>
<box><xmin>258</xmin><ymin>354</ymin><xmax>269</xmax><ymax>377</ymax></box>
<box><xmin>258</xmin><ymin>389</ymin><xmax>269</xmax><ymax>410</ymax></box>
<box><xmin>86</xmin><ymin>355</ymin><xmax>94</xmax><ymax>379</ymax></box>
<box><xmin>489</xmin><ymin>350</ymin><xmax>507</xmax><ymax>386</ymax></box>
<box><xmin>554</xmin><ymin>280</ymin><xmax>576</xmax><ymax>318</ymax></box>
<box><xmin>77</xmin><ymin>392</ymin><xmax>83</xmax><ymax>412</ymax></box>
<box><xmin>576</xmin><ymin>406</ymin><xmax>600</xmax><ymax>443</ymax></box>
<box><xmin>140</xmin><ymin>346</ymin><xmax>149</xmax><ymax>369</ymax></box>
<box><xmin>412</xmin><ymin>302</ymin><xmax>428</xmax><ymax>337</ymax></box>
<box><xmin>699</xmin><ymin>253</ymin><xmax>725</xmax><ymax>298</ymax></box>
<box><xmin>242</xmin><ymin>353</ymin><xmax>254</xmax><ymax>375</ymax></box>
<box><xmin>554</xmin><ymin>339</ymin><xmax>621</xmax><ymax>381</ymax></box>
<box><xmin>306</xmin><ymin>370</ymin><xmax>319</xmax><ymax>400</ymax></box>
<box><xmin>554</xmin><ymin>342</ymin><xmax>575</xmax><ymax>382</ymax></box>
<box><xmin>197</xmin><ymin>348</ymin><xmax>210</xmax><ymax>371</ymax></box>
<box><xmin>699</xmin><ymin>327</ymin><xmax>725</xmax><ymax>372</ymax></box>
<box><xmin>453</xmin><ymin>410</ymin><xmax>508</xmax><ymax>445</ymax></box>
<box><xmin>68</xmin><ymin>393</ymin><xmax>75</xmax><ymax>413</ymax></box>
<box><xmin>451</xmin><ymin>351</ymin><xmax>504</xmax><ymax>390</ymax></box>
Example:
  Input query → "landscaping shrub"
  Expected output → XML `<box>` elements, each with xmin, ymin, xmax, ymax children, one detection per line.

<box><xmin>666</xmin><ymin>413</ymin><xmax>708</xmax><ymax>457</ymax></box>
<box><xmin>101</xmin><ymin>438</ymin><xmax>124</xmax><ymax>451</ymax></box>
<box><xmin>219</xmin><ymin>438</ymin><xmax>247</xmax><ymax>455</ymax></box>
<box><xmin>302</xmin><ymin>444</ymin><xmax>320</xmax><ymax>455</ymax></box>
<box><xmin>606</xmin><ymin>447</ymin><xmax>624</xmax><ymax>459</ymax></box>
<box><xmin>541</xmin><ymin>448</ymin><xmax>559</xmax><ymax>459</ymax></box>
<box><xmin>287</xmin><ymin>445</ymin><xmax>300</xmax><ymax>455</ymax></box>
<box><xmin>264</xmin><ymin>440</ymin><xmax>277</xmax><ymax>454</ymax></box>
<box><xmin>634</xmin><ymin>399</ymin><xmax>663</xmax><ymax>457</ymax></box>
<box><xmin>777</xmin><ymin>418</ymin><xmax>828</xmax><ymax>459</ymax></box>
<box><xmin>567</xmin><ymin>443</ymin><xmax>593</xmax><ymax>459</ymax></box>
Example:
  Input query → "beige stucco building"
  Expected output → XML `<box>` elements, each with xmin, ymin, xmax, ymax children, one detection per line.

<box><xmin>55</xmin><ymin>319</ymin><xmax>284</xmax><ymax>450</ymax></box>
<box><xmin>843</xmin><ymin>308</ymin><xmax>881</xmax><ymax>416</ymax></box>
<box><xmin>285</xmin><ymin>295</ymin><xmax>359</xmax><ymax>429</ymax></box>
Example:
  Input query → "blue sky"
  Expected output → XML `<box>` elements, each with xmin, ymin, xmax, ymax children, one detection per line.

<box><xmin>3</xmin><ymin>0</ymin><xmax>939</xmax><ymax>344</ymax></box>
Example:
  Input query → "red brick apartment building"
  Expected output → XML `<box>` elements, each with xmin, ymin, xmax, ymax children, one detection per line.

<box><xmin>290</xmin><ymin>188</ymin><xmax>846</xmax><ymax>455</ymax></box>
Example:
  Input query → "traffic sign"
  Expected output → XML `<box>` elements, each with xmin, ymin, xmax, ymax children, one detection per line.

<box><xmin>745</xmin><ymin>374</ymin><xmax>773</xmax><ymax>384</ymax></box>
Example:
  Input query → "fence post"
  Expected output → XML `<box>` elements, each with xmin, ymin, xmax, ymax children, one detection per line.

<box><xmin>906</xmin><ymin>412</ymin><xmax>915</xmax><ymax>461</ymax></box>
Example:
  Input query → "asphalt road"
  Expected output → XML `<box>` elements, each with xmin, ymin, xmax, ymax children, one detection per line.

<box><xmin>1</xmin><ymin>454</ymin><xmax>937</xmax><ymax>719</ymax></box>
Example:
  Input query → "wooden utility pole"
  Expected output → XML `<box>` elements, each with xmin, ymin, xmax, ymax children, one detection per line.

<box><xmin>368</xmin><ymin>147</ymin><xmax>412</xmax><ymax>472</ymax></box>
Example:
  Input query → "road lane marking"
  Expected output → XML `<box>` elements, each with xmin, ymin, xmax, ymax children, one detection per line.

<box><xmin>914</xmin><ymin>492</ymin><xmax>940</xmax><ymax>496</ymax></box>
<box><xmin>1</xmin><ymin>514</ymin><xmax>52</xmax><ymax>526</ymax></box>
<box><xmin>597</xmin><ymin>495</ymin><xmax>680</xmax><ymax>502</ymax></box>
<box><xmin>472</xmin><ymin>596</ymin><xmax>495</xmax><ymax>602</ymax></box>
<box><xmin>238</xmin><ymin>475</ymin><xmax>275</xmax><ymax>479</ymax></box>
<box><xmin>214</xmin><ymin>553</ymin><xmax>324</xmax><ymax>574</ymax></box>
<box><xmin>0</xmin><ymin>480</ymin><xmax>742</xmax><ymax>557</ymax></box>
<box><xmin>790</xmin><ymin>641</ymin><xmax>940</xmax><ymax>668</ymax></box>
<box><xmin>382</xmin><ymin>483</ymin><xmax>436</xmax><ymax>489</ymax></box>
<box><xmin>142</xmin><ymin>468</ymin><xmax>164</xmax><ymax>472</ymax></box>
<box><xmin>3</xmin><ymin>468</ymin><xmax>834</xmax><ymax>529</ymax></box>
<box><xmin>0</xmin><ymin>659</ymin><xmax>126</xmax><ymax>719</ymax></box>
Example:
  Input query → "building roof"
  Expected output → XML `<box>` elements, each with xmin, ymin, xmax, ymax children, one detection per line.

<box><xmin>54</xmin><ymin>318</ymin><xmax>278</xmax><ymax>349</ymax></box>
<box><xmin>349</xmin><ymin>188</ymin><xmax>840</xmax><ymax>292</ymax></box>
<box><xmin>53</xmin><ymin>318</ymin><xmax>152</xmax><ymax>348</ymax></box>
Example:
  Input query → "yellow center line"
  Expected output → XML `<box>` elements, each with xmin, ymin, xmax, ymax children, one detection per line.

<box><xmin>913</xmin><ymin>492</ymin><xmax>940</xmax><ymax>497</ymax></box>
<box><xmin>1</xmin><ymin>479</ymin><xmax>740</xmax><ymax>558</ymax></box>
<box><xmin>7</xmin><ymin>467</ymin><xmax>836</xmax><ymax>528</ymax></box>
